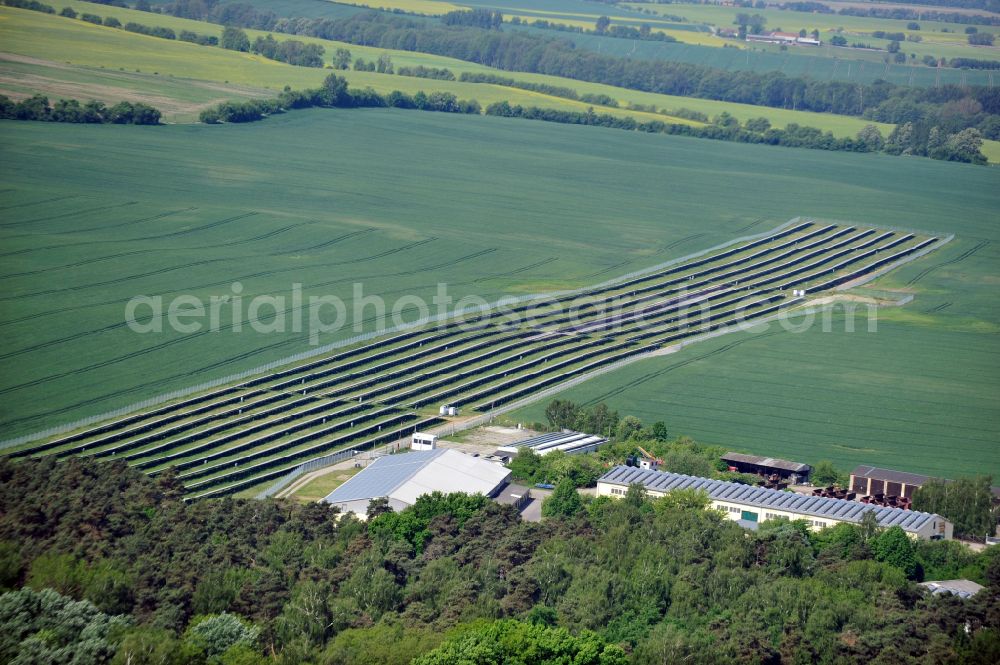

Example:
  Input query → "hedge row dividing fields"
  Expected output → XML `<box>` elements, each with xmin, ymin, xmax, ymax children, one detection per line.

<box><xmin>7</xmin><ymin>222</ymin><xmax>942</xmax><ymax>497</ymax></box>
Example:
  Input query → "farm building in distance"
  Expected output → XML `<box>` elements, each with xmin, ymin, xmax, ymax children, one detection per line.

<box><xmin>496</xmin><ymin>431</ymin><xmax>607</xmax><ymax>458</ymax></box>
<box><xmin>850</xmin><ymin>465</ymin><xmax>930</xmax><ymax>500</ymax></box>
<box><xmin>597</xmin><ymin>466</ymin><xmax>953</xmax><ymax>540</ymax></box>
<box><xmin>323</xmin><ymin>449</ymin><xmax>511</xmax><ymax>518</ymax></box>
<box><xmin>850</xmin><ymin>465</ymin><xmax>1000</xmax><ymax>508</ymax></box>
<box><xmin>745</xmin><ymin>31</ymin><xmax>820</xmax><ymax>46</ymax></box>
<box><xmin>721</xmin><ymin>452</ymin><xmax>811</xmax><ymax>484</ymax></box>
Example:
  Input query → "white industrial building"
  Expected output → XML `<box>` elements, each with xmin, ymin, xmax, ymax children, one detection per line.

<box><xmin>323</xmin><ymin>448</ymin><xmax>511</xmax><ymax>518</ymax></box>
<box><xmin>497</xmin><ymin>431</ymin><xmax>607</xmax><ymax>457</ymax></box>
<box><xmin>597</xmin><ymin>466</ymin><xmax>953</xmax><ymax>540</ymax></box>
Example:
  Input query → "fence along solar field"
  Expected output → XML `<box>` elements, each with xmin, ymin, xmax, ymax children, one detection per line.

<box><xmin>5</xmin><ymin>221</ymin><xmax>944</xmax><ymax>498</ymax></box>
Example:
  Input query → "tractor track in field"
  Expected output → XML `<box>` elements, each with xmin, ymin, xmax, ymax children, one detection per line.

<box><xmin>59</xmin><ymin>207</ymin><xmax>201</xmax><ymax>236</ymax></box>
<box><xmin>281</xmin><ymin>227</ymin><xmax>375</xmax><ymax>254</ymax></box>
<box><xmin>924</xmin><ymin>302</ymin><xmax>952</xmax><ymax>314</ymax></box>
<box><xmin>0</xmin><ymin>246</ymin><xmax>505</xmax><ymax>397</ymax></box>
<box><xmin>0</xmin><ymin>256</ymin><xmax>237</xmax><ymax>301</ymax></box>
<box><xmin>0</xmin><ymin>218</ymin><xmax>315</xmax><ymax>278</ymax></box>
<box><xmin>575</xmin><ymin>260</ymin><xmax>632</xmax><ymax>281</ymax></box>
<box><xmin>658</xmin><ymin>233</ymin><xmax>706</xmax><ymax>253</ymax></box>
<box><xmin>580</xmin><ymin>331</ymin><xmax>784</xmax><ymax>404</ymax></box>
<box><xmin>474</xmin><ymin>257</ymin><xmax>558</xmax><ymax>282</ymax></box>
<box><xmin>0</xmin><ymin>332</ymin><xmax>314</xmax><ymax>429</ymax></box>
<box><xmin>0</xmin><ymin>201</ymin><xmax>140</xmax><ymax>228</ymax></box>
<box><xmin>0</xmin><ymin>194</ymin><xmax>81</xmax><ymax>212</ymax></box>
<box><xmin>904</xmin><ymin>239</ymin><xmax>989</xmax><ymax>286</ymax></box>
<box><xmin>0</xmin><ymin>234</ymin><xmax>437</xmax><ymax>302</ymax></box>
<box><xmin>139</xmin><ymin>211</ymin><xmax>260</xmax><ymax>241</ymax></box>
<box><xmin>732</xmin><ymin>218</ymin><xmax>765</xmax><ymax>233</ymax></box>
<box><xmin>0</xmin><ymin>247</ymin><xmax>498</xmax><ymax>337</ymax></box>
<box><xmin>0</xmin><ymin>208</ymin><xmax>199</xmax><ymax>250</ymax></box>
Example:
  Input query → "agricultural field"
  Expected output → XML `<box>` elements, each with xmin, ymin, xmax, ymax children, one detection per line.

<box><xmin>509</xmin><ymin>23</ymin><xmax>997</xmax><ymax>87</ymax></box>
<box><xmin>286</xmin><ymin>466</ymin><xmax>363</xmax><ymax>502</ymax></box>
<box><xmin>621</xmin><ymin>1</ymin><xmax>1000</xmax><ymax>73</ymax></box>
<box><xmin>0</xmin><ymin>53</ymin><xmax>274</xmax><ymax>124</ymax></box>
<box><xmin>512</xmin><ymin>314</ymin><xmax>1000</xmax><ymax>479</ymax></box>
<box><xmin>625</xmin><ymin>0</ymin><xmax>1000</xmax><ymax>49</ymax></box>
<box><xmin>4</xmin><ymin>202</ymin><xmax>946</xmax><ymax>497</ymax></box>
<box><xmin>3</xmin><ymin>103</ymin><xmax>998</xmax><ymax>494</ymax></box>
<box><xmin>0</xmin><ymin>4</ymin><xmax>697</xmax><ymax>125</ymax></box>
<box><xmin>1</xmin><ymin>0</ymin><xmax>998</xmax><ymax>492</ymax></box>
<box><xmin>330</xmin><ymin>0</ymin><xmax>1000</xmax><ymax>64</ymax></box>
<box><xmin>0</xmin><ymin>108</ymin><xmax>801</xmax><ymax>442</ymax></box>
<box><xmin>0</xmin><ymin>4</ymin><xmax>912</xmax><ymax>139</ymax></box>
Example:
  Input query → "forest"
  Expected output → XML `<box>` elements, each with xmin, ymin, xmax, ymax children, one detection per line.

<box><xmin>1</xmin><ymin>449</ymin><xmax>998</xmax><ymax>664</ymax></box>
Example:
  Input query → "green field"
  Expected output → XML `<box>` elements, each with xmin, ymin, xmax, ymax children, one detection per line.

<box><xmin>0</xmin><ymin>108</ymin><xmax>797</xmax><ymax>439</ymax></box>
<box><xmin>511</xmin><ymin>313</ymin><xmax>1000</xmax><ymax>479</ymax></box>
<box><xmin>1</xmin><ymin>1</ymin><xmax>998</xmax><ymax>483</ymax></box>
<box><xmin>288</xmin><ymin>467</ymin><xmax>362</xmax><ymax>502</ymax></box>
<box><xmin>2</xmin><ymin>108</ymin><xmax>999</xmax><ymax>470</ymax></box>
<box><xmin>0</xmin><ymin>4</ymin><xmax>913</xmax><ymax>139</ymax></box>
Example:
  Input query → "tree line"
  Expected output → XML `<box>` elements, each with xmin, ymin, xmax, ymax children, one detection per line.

<box><xmin>198</xmin><ymin>73</ymin><xmax>480</xmax><ymax>124</ymax></box>
<box><xmin>510</xmin><ymin>15</ymin><xmax>678</xmax><ymax>44</ymax></box>
<box><xmin>152</xmin><ymin>0</ymin><xmax>278</xmax><ymax>30</ymax></box>
<box><xmin>194</xmin><ymin>74</ymin><xmax>988</xmax><ymax>163</ymax></box>
<box><xmin>0</xmin><ymin>454</ymin><xmax>998</xmax><ymax>664</ymax></box>
<box><xmin>0</xmin><ymin>94</ymin><xmax>161</xmax><ymax>124</ymax></box>
<box><xmin>398</xmin><ymin>65</ymin><xmax>456</xmax><ymax>80</ymax></box>
<box><xmin>483</xmin><ymin>100</ymin><xmax>989</xmax><ymax>164</ymax></box>
<box><xmin>247</xmin><ymin>33</ymin><xmax>325</xmax><ymax>68</ymax></box>
<box><xmin>458</xmin><ymin>72</ymin><xmax>618</xmax><ymax>107</ymax></box>
<box><xmin>914</xmin><ymin>477</ymin><xmax>1000</xmax><ymax>540</ymax></box>
<box><xmin>441</xmin><ymin>8</ymin><xmax>502</xmax><ymax>30</ymax></box>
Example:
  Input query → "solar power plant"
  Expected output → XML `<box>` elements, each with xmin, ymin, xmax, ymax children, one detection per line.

<box><xmin>6</xmin><ymin>221</ymin><xmax>943</xmax><ymax>498</ymax></box>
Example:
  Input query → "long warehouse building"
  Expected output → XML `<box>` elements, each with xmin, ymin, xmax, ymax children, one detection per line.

<box><xmin>597</xmin><ymin>466</ymin><xmax>952</xmax><ymax>540</ymax></box>
<box><xmin>497</xmin><ymin>431</ymin><xmax>607</xmax><ymax>457</ymax></box>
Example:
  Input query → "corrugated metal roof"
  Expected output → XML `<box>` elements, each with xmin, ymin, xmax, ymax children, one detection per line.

<box><xmin>599</xmin><ymin>466</ymin><xmax>939</xmax><ymax>534</ymax></box>
<box><xmin>722</xmin><ymin>452</ymin><xmax>810</xmax><ymax>473</ymax></box>
<box><xmin>852</xmin><ymin>466</ymin><xmax>1000</xmax><ymax>498</ymax></box>
<box><xmin>324</xmin><ymin>449</ymin><xmax>510</xmax><ymax>510</ymax></box>
<box><xmin>850</xmin><ymin>465</ymin><xmax>930</xmax><ymax>486</ymax></box>
<box><xmin>500</xmin><ymin>431</ymin><xmax>608</xmax><ymax>455</ymax></box>
<box><xmin>507</xmin><ymin>432</ymin><xmax>567</xmax><ymax>448</ymax></box>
